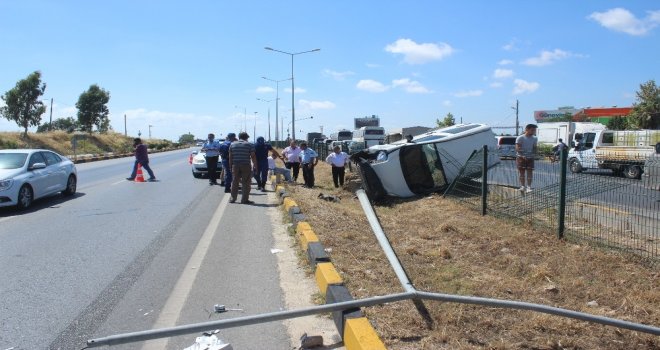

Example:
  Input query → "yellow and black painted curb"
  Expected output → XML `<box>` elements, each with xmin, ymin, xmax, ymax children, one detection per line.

<box><xmin>271</xmin><ymin>176</ymin><xmax>387</xmax><ymax>350</ymax></box>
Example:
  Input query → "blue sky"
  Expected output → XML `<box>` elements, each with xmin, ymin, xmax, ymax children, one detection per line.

<box><xmin>0</xmin><ymin>1</ymin><xmax>658</xmax><ymax>141</ymax></box>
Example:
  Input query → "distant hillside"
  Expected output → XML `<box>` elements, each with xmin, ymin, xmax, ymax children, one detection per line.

<box><xmin>0</xmin><ymin>131</ymin><xmax>180</xmax><ymax>157</ymax></box>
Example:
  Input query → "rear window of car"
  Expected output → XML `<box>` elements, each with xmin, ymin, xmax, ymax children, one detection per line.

<box><xmin>498</xmin><ymin>137</ymin><xmax>516</xmax><ymax>145</ymax></box>
<box><xmin>0</xmin><ymin>153</ymin><xmax>28</xmax><ymax>169</ymax></box>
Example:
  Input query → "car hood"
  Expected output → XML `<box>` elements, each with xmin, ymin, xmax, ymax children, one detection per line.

<box><xmin>0</xmin><ymin>168</ymin><xmax>24</xmax><ymax>180</ymax></box>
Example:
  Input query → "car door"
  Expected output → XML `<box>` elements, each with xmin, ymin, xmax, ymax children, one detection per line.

<box><xmin>26</xmin><ymin>152</ymin><xmax>50</xmax><ymax>198</ymax></box>
<box><xmin>41</xmin><ymin>151</ymin><xmax>68</xmax><ymax>192</ymax></box>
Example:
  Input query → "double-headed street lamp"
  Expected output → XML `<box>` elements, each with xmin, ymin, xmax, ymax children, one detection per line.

<box><xmin>264</xmin><ymin>47</ymin><xmax>320</xmax><ymax>141</ymax></box>
<box><xmin>234</xmin><ymin>105</ymin><xmax>247</xmax><ymax>132</ymax></box>
<box><xmin>261</xmin><ymin>76</ymin><xmax>291</xmax><ymax>142</ymax></box>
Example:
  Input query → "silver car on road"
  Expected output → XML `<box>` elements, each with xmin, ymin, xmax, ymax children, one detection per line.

<box><xmin>0</xmin><ymin>149</ymin><xmax>77</xmax><ymax>209</ymax></box>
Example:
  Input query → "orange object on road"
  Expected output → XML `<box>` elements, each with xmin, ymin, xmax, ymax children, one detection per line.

<box><xmin>135</xmin><ymin>164</ymin><xmax>145</xmax><ymax>182</ymax></box>
<box><xmin>188</xmin><ymin>153</ymin><xmax>193</xmax><ymax>164</ymax></box>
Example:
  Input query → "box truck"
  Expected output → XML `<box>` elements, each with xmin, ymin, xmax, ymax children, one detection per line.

<box><xmin>536</xmin><ymin>122</ymin><xmax>606</xmax><ymax>146</ymax></box>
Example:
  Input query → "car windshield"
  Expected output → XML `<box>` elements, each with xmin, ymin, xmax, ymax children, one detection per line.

<box><xmin>0</xmin><ymin>153</ymin><xmax>29</xmax><ymax>169</ymax></box>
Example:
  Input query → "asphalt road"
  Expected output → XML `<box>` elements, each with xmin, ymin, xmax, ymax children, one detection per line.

<box><xmin>0</xmin><ymin>148</ymin><xmax>290</xmax><ymax>350</ymax></box>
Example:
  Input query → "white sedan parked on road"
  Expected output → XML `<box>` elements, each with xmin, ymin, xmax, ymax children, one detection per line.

<box><xmin>0</xmin><ymin>149</ymin><xmax>77</xmax><ymax>209</ymax></box>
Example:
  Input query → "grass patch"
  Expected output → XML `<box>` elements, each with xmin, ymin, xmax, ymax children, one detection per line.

<box><xmin>282</xmin><ymin>159</ymin><xmax>660</xmax><ymax>349</ymax></box>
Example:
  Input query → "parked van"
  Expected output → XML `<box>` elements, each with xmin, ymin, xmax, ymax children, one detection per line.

<box><xmin>495</xmin><ymin>136</ymin><xmax>517</xmax><ymax>159</ymax></box>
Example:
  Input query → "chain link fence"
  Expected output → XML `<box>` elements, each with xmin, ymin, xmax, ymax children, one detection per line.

<box><xmin>444</xmin><ymin>147</ymin><xmax>660</xmax><ymax>266</ymax></box>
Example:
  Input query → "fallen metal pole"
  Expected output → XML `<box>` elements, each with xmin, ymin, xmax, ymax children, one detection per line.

<box><xmin>415</xmin><ymin>291</ymin><xmax>660</xmax><ymax>335</ymax></box>
<box><xmin>356</xmin><ymin>189</ymin><xmax>416</xmax><ymax>293</ymax></box>
<box><xmin>86</xmin><ymin>292</ymin><xmax>413</xmax><ymax>348</ymax></box>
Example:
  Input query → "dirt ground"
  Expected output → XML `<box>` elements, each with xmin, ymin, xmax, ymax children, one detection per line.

<box><xmin>281</xmin><ymin>158</ymin><xmax>659</xmax><ymax>349</ymax></box>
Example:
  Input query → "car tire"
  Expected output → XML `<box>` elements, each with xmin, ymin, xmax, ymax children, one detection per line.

<box><xmin>63</xmin><ymin>175</ymin><xmax>77</xmax><ymax>196</ymax></box>
<box><xmin>17</xmin><ymin>185</ymin><xmax>33</xmax><ymax>209</ymax></box>
<box><xmin>623</xmin><ymin>165</ymin><xmax>642</xmax><ymax>179</ymax></box>
<box><xmin>569</xmin><ymin>158</ymin><xmax>582</xmax><ymax>173</ymax></box>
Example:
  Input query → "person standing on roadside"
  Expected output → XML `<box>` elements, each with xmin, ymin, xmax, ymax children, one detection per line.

<box><xmin>515</xmin><ymin>124</ymin><xmax>538</xmax><ymax>193</ymax></box>
<box><xmin>219</xmin><ymin>133</ymin><xmax>237</xmax><ymax>193</ymax></box>
<box><xmin>229</xmin><ymin>132</ymin><xmax>257</xmax><ymax>204</ymax></box>
<box><xmin>325</xmin><ymin>145</ymin><xmax>349</xmax><ymax>188</ymax></box>
<box><xmin>299</xmin><ymin>142</ymin><xmax>318</xmax><ymax>188</ymax></box>
<box><xmin>202</xmin><ymin>133</ymin><xmax>221</xmax><ymax>185</ymax></box>
<box><xmin>268</xmin><ymin>150</ymin><xmax>292</xmax><ymax>183</ymax></box>
<box><xmin>126</xmin><ymin>138</ymin><xmax>156</xmax><ymax>182</ymax></box>
<box><xmin>282</xmin><ymin>141</ymin><xmax>302</xmax><ymax>182</ymax></box>
<box><xmin>253</xmin><ymin>136</ymin><xmax>282</xmax><ymax>192</ymax></box>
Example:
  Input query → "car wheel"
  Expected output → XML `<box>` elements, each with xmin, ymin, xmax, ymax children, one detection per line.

<box><xmin>63</xmin><ymin>175</ymin><xmax>77</xmax><ymax>196</ymax></box>
<box><xmin>623</xmin><ymin>165</ymin><xmax>641</xmax><ymax>179</ymax></box>
<box><xmin>569</xmin><ymin>158</ymin><xmax>582</xmax><ymax>173</ymax></box>
<box><xmin>17</xmin><ymin>185</ymin><xmax>33</xmax><ymax>209</ymax></box>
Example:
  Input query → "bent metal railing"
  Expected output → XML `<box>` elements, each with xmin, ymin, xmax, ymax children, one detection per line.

<box><xmin>87</xmin><ymin>190</ymin><xmax>660</xmax><ymax>348</ymax></box>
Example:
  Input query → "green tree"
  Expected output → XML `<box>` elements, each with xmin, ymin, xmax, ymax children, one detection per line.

<box><xmin>606</xmin><ymin>116</ymin><xmax>629</xmax><ymax>130</ymax></box>
<box><xmin>436</xmin><ymin>112</ymin><xmax>456</xmax><ymax>128</ymax></box>
<box><xmin>179</xmin><ymin>133</ymin><xmax>195</xmax><ymax>144</ymax></box>
<box><xmin>37</xmin><ymin>116</ymin><xmax>78</xmax><ymax>133</ymax></box>
<box><xmin>629</xmin><ymin>80</ymin><xmax>660</xmax><ymax>129</ymax></box>
<box><xmin>76</xmin><ymin>84</ymin><xmax>110</xmax><ymax>133</ymax></box>
<box><xmin>0</xmin><ymin>71</ymin><xmax>47</xmax><ymax>137</ymax></box>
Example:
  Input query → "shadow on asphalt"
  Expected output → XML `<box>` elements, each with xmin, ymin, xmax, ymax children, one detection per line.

<box><xmin>0</xmin><ymin>192</ymin><xmax>86</xmax><ymax>217</ymax></box>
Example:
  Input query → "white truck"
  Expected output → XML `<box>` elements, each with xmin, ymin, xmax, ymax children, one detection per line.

<box><xmin>568</xmin><ymin>129</ymin><xmax>660</xmax><ymax>179</ymax></box>
<box><xmin>536</xmin><ymin>122</ymin><xmax>606</xmax><ymax>146</ymax></box>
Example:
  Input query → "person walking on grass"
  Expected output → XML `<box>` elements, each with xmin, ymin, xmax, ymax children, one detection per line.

<box><xmin>516</xmin><ymin>124</ymin><xmax>538</xmax><ymax>193</ymax></box>
<box><xmin>326</xmin><ymin>145</ymin><xmax>349</xmax><ymax>188</ymax></box>
<box><xmin>282</xmin><ymin>141</ymin><xmax>302</xmax><ymax>182</ymax></box>
<box><xmin>219</xmin><ymin>132</ymin><xmax>237</xmax><ymax>193</ymax></box>
<box><xmin>126</xmin><ymin>138</ymin><xmax>156</xmax><ymax>182</ymax></box>
<box><xmin>228</xmin><ymin>132</ymin><xmax>257</xmax><ymax>204</ymax></box>
<box><xmin>299</xmin><ymin>142</ymin><xmax>318</xmax><ymax>188</ymax></box>
<box><xmin>202</xmin><ymin>133</ymin><xmax>221</xmax><ymax>185</ymax></box>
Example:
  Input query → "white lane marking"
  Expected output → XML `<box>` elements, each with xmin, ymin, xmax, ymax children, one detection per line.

<box><xmin>141</xmin><ymin>196</ymin><xmax>229</xmax><ymax>350</ymax></box>
<box><xmin>111</xmin><ymin>180</ymin><xmax>126</xmax><ymax>186</ymax></box>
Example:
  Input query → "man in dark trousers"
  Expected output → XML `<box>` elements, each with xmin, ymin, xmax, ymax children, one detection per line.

<box><xmin>219</xmin><ymin>133</ymin><xmax>237</xmax><ymax>193</ymax></box>
<box><xmin>126</xmin><ymin>138</ymin><xmax>156</xmax><ymax>181</ymax></box>
<box><xmin>228</xmin><ymin>132</ymin><xmax>257</xmax><ymax>204</ymax></box>
<box><xmin>202</xmin><ymin>133</ymin><xmax>221</xmax><ymax>185</ymax></box>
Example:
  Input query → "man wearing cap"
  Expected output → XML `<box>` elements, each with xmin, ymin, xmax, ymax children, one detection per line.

<box><xmin>228</xmin><ymin>132</ymin><xmax>257</xmax><ymax>204</ymax></box>
<box><xmin>219</xmin><ymin>132</ymin><xmax>237</xmax><ymax>193</ymax></box>
<box><xmin>202</xmin><ymin>133</ymin><xmax>221</xmax><ymax>185</ymax></box>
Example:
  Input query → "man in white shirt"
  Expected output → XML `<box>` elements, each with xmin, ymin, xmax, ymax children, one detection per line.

<box><xmin>326</xmin><ymin>145</ymin><xmax>350</xmax><ymax>188</ymax></box>
<box><xmin>282</xmin><ymin>141</ymin><xmax>302</xmax><ymax>182</ymax></box>
<box><xmin>267</xmin><ymin>152</ymin><xmax>292</xmax><ymax>182</ymax></box>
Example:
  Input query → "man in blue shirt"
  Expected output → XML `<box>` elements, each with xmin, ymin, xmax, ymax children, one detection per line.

<box><xmin>219</xmin><ymin>132</ymin><xmax>237</xmax><ymax>193</ymax></box>
<box><xmin>299</xmin><ymin>142</ymin><xmax>318</xmax><ymax>188</ymax></box>
<box><xmin>253</xmin><ymin>136</ymin><xmax>283</xmax><ymax>191</ymax></box>
<box><xmin>202</xmin><ymin>133</ymin><xmax>221</xmax><ymax>185</ymax></box>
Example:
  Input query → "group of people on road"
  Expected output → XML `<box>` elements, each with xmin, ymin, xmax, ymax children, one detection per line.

<box><xmin>127</xmin><ymin>133</ymin><xmax>351</xmax><ymax>204</ymax></box>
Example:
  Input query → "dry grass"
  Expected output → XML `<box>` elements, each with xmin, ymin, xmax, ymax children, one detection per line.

<box><xmin>284</xmin><ymin>160</ymin><xmax>660</xmax><ymax>349</ymax></box>
<box><xmin>0</xmin><ymin>131</ymin><xmax>167</xmax><ymax>156</ymax></box>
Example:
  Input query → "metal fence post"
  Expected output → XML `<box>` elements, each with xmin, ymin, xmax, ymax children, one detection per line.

<box><xmin>481</xmin><ymin>145</ymin><xmax>488</xmax><ymax>216</ymax></box>
<box><xmin>558</xmin><ymin>148</ymin><xmax>568</xmax><ymax>239</ymax></box>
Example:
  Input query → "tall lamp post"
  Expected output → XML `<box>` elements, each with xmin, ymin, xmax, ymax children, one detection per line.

<box><xmin>257</xmin><ymin>98</ymin><xmax>274</xmax><ymax>141</ymax></box>
<box><xmin>262</xmin><ymin>76</ymin><xmax>291</xmax><ymax>142</ymax></box>
<box><xmin>253</xmin><ymin>112</ymin><xmax>258</xmax><ymax>137</ymax></box>
<box><xmin>264</xmin><ymin>47</ymin><xmax>320</xmax><ymax>141</ymax></box>
<box><xmin>148</xmin><ymin>124</ymin><xmax>153</xmax><ymax>139</ymax></box>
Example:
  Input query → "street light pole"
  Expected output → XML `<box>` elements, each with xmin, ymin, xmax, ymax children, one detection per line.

<box><xmin>235</xmin><ymin>105</ymin><xmax>247</xmax><ymax>132</ymax></box>
<box><xmin>257</xmin><ymin>98</ymin><xmax>274</xmax><ymax>141</ymax></box>
<box><xmin>253</xmin><ymin>112</ymin><xmax>258</xmax><ymax>137</ymax></box>
<box><xmin>264</xmin><ymin>47</ymin><xmax>320</xmax><ymax>141</ymax></box>
<box><xmin>148</xmin><ymin>125</ymin><xmax>153</xmax><ymax>139</ymax></box>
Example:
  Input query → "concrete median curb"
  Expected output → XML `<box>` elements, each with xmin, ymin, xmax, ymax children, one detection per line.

<box><xmin>272</xmin><ymin>176</ymin><xmax>387</xmax><ymax>349</ymax></box>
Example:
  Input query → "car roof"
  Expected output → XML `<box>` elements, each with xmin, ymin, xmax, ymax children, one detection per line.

<box><xmin>0</xmin><ymin>149</ymin><xmax>52</xmax><ymax>153</ymax></box>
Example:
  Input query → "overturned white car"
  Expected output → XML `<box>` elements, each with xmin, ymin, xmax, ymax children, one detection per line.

<box><xmin>353</xmin><ymin>123</ymin><xmax>499</xmax><ymax>200</ymax></box>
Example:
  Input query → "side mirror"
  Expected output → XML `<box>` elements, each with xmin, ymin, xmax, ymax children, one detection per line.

<box><xmin>30</xmin><ymin>162</ymin><xmax>47</xmax><ymax>170</ymax></box>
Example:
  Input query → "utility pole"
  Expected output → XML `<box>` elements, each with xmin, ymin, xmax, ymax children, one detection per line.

<box><xmin>49</xmin><ymin>98</ymin><xmax>53</xmax><ymax>131</ymax></box>
<box><xmin>514</xmin><ymin>99</ymin><xmax>520</xmax><ymax>135</ymax></box>
<box><xmin>124</xmin><ymin>114</ymin><xmax>127</xmax><ymax>136</ymax></box>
